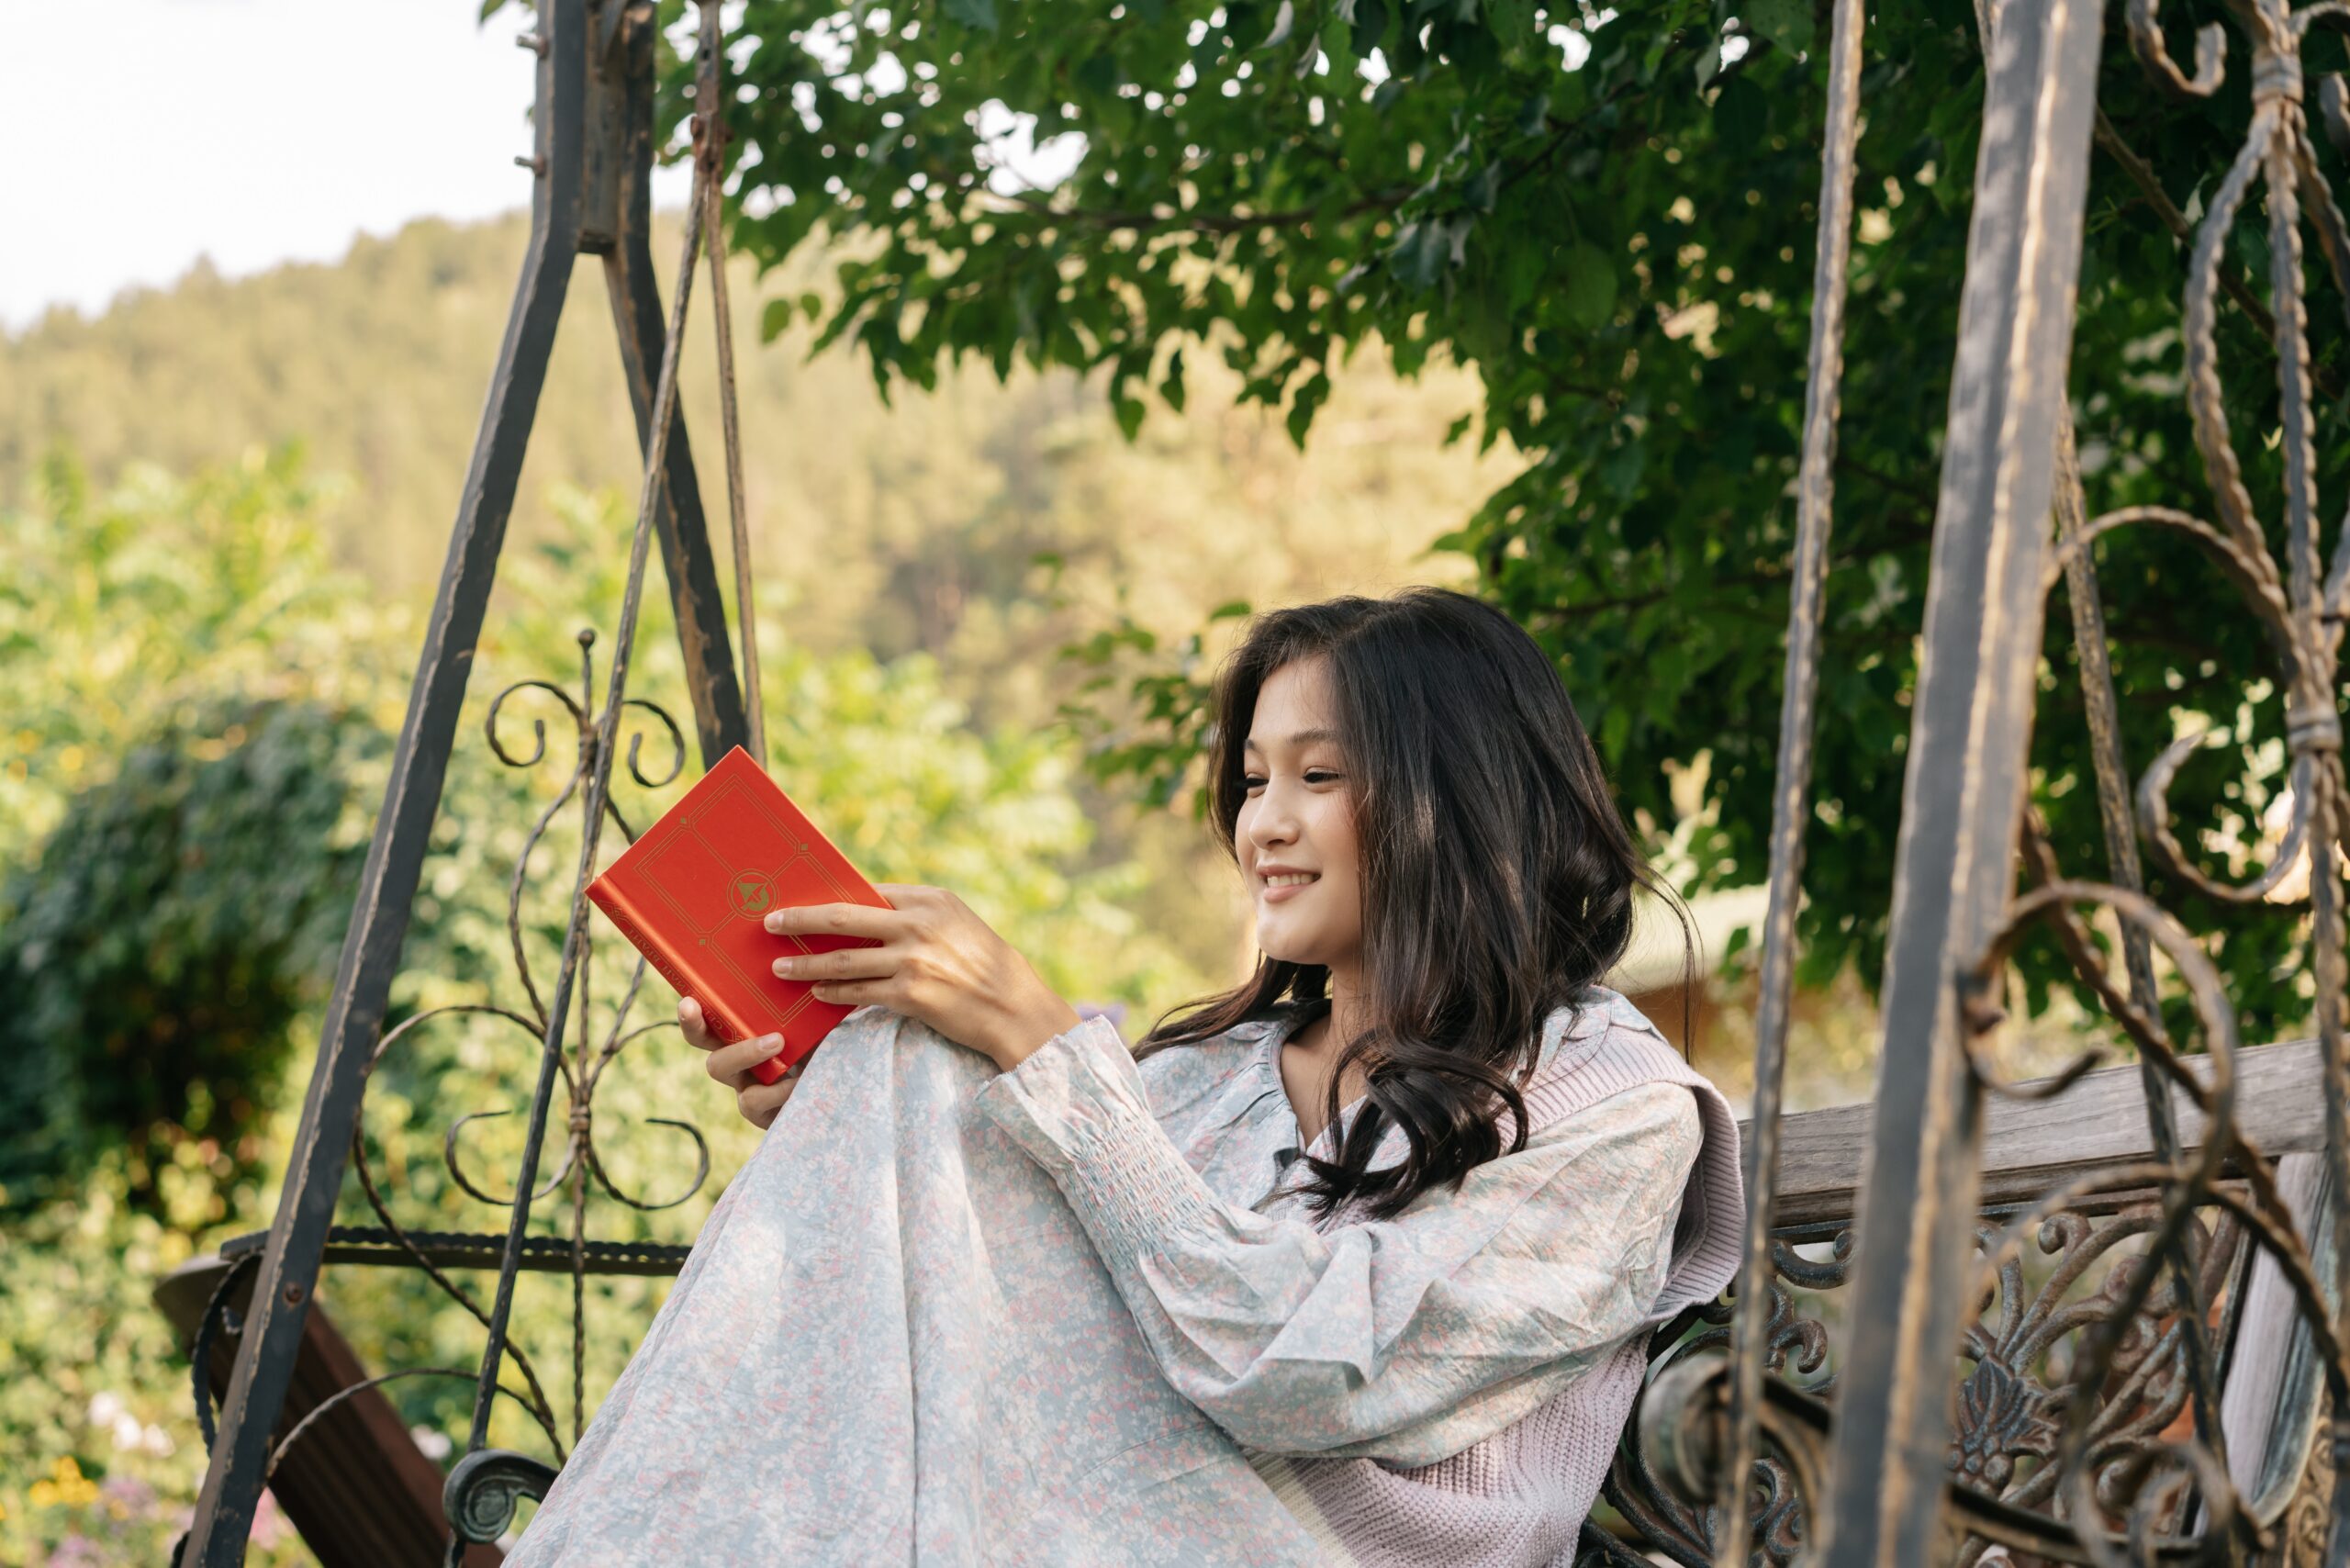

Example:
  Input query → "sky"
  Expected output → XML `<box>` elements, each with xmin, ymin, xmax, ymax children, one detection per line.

<box><xmin>0</xmin><ymin>2</ymin><xmax>1599</xmax><ymax>335</ymax></box>
<box><xmin>0</xmin><ymin>1</ymin><xmax>689</xmax><ymax>332</ymax></box>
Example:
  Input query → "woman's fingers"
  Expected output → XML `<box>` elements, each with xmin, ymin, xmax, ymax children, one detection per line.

<box><xmin>736</xmin><ymin>1069</ymin><xmax>800</xmax><ymax>1131</ymax></box>
<box><xmin>701</xmin><ymin>1029</ymin><xmax>788</xmax><ymax>1089</ymax></box>
<box><xmin>770</xmin><ymin>943</ymin><xmax>898</xmax><ymax>982</ymax></box>
<box><xmin>678</xmin><ymin>999</ymin><xmax>804</xmax><ymax>1128</ymax></box>
<box><xmin>763</xmin><ymin>900</ymin><xmax>901</xmax><ymax>941</ymax></box>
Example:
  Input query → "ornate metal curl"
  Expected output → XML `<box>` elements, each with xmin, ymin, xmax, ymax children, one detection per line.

<box><xmin>264</xmin><ymin>1369</ymin><xmax>557</xmax><ymax>1484</ymax></box>
<box><xmin>189</xmin><ymin>1253</ymin><xmax>258</xmax><ymax>1456</ymax></box>
<box><xmin>1602</xmin><ymin>1237</ymin><xmax>1850</xmax><ymax>1564</ymax></box>
<box><xmin>442</xmin><ymin>1447</ymin><xmax>560</xmax><ymax>1545</ymax></box>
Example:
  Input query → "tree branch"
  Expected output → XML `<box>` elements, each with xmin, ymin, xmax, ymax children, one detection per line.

<box><xmin>989</xmin><ymin>186</ymin><xmax>1413</xmax><ymax>236</ymax></box>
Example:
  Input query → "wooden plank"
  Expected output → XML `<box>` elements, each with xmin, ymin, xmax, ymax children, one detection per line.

<box><xmin>1751</xmin><ymin>1037</ymin><xmax>2324</xmax><ymax>1228</ymax></box>
<box><xmin>2218</xmin><ymin>1152</ymin><xmax>2327</xmax><ymax>1501</ymax></box>
<box><xmin>156</xmin><ymin>1256</ymin><xmax>503</xmax><ymax>1568</ymax></box>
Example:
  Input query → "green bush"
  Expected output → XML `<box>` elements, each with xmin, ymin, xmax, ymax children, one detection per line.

<box><xmin>0</xmin><ymin>698</ymin><xmax>380</xmax><ymax>1212</ymax></box>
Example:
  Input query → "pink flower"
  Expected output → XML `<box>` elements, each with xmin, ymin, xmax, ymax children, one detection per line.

<box><xmin>248</xmin><ymin>1488</ymin><xmax>289</xmax><ymax>1549</ymax></box>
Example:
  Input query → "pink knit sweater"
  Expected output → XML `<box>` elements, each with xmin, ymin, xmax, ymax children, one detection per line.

<box><xmin>1239</xmin><ymin>1013</ymin><xmax>1748</xmax><ymax>1566</ymax></box>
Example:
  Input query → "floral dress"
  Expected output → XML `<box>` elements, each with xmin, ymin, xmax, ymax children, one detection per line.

<box><xmin>503</xmin><ymin>993</ymin><xmax>1707</xmax><ymax>1566</ymax></box>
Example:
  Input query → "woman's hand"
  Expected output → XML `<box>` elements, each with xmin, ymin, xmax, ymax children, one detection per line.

<box><xmin>766</xmin><ymin>883</ymin><xmax>1082</xmax><ymax>1073</ymax></box>
<box><xmin>679</xmin><ymin>997</ymin><xmax>802</xmax><ymax>1131</ymax></box>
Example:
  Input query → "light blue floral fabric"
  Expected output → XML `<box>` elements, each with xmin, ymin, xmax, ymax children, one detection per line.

<box><xmin>504</xmin><ymin>993</ymin><xmax>1701</xmax><ymax>1565</ymax></box>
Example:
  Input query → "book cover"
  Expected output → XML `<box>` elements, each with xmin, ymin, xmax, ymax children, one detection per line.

<box><xmin>586</xmin><ymin>745</ymin><xmax>890</xmax><ymax>1086</ymax></box>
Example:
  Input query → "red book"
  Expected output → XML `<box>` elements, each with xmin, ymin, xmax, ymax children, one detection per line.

<box><xmin>586</xmin><ymin>745</ymin><xmax>891</xmax><ymax>1086</ymax></box>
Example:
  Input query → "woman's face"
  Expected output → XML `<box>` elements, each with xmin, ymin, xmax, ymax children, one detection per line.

<box><xmin>1237</xmin><ymin>657</ymin><xmax>1364</xmax><ymax>976</ymax></box>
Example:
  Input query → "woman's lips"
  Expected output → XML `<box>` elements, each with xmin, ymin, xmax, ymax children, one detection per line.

<box><xmin>1259</xmin><ymin>874</ymin><xmax>1318</xmax><ymax>903</ymax></box>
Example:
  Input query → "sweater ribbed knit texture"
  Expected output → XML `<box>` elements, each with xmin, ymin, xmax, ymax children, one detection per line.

<box><xmin>1262</xmin><ymin>1022</ymin><xmax>1747</xmax><ymax>1568</ymax></box>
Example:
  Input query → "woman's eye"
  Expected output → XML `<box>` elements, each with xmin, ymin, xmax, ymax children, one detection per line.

<box><xmin>1242</xmin><ymin>774</ymin><xmax>1268</xmax><ymax>791</ymax></box>
<box><xmin>1305</xmin><ymin>770</ymin><xmax>1343</xmax><ymax>786</ymax></box>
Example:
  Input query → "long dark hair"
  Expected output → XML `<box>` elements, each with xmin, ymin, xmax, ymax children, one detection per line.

<box><xmin>1136</xmin><ymin>588</ymin><xmax>1690</xmax><ymax>1223</ymax></box>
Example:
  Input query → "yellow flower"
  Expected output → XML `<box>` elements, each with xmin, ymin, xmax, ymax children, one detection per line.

<box><xmin>38</xmin><ymin>1456</ymin><xmax>100</xmax><ymax>1508</ymax></box>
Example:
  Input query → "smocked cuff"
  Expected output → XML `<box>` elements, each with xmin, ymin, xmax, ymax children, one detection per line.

<box><xmin>975</xmin><ymin>1015</ymin><xmax>1222</xmax><ymax>1268</ymax></box>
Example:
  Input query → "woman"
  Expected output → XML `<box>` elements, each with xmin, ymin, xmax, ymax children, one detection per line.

<box><xmin>507</xmin><ymin>588</ymin><xmax>1742</xmax><ymax>1566</ymax></box>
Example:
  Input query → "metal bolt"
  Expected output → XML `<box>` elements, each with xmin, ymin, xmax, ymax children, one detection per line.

<box><xmin>283</xmin><ymin>1282</ymin><xmax>307</xmax><ymax>1306</ymax></box>
<box><xmin>517</xmin><ymin>30</ymin><xmax>548</xmax><ymax>55</ymax></box>
<box><xmin>516</xmin><ymin>154</ymin><xmax>548</xmax><ymax>177</ymax></box>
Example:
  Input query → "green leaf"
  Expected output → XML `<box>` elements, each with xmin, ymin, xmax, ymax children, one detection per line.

<box><xmin>1516</xmin><ymin>90</ymin><xmax>1550</xmax><ymax>139</ymax></box>
<box><xmin>1260</xmin><ymin>0</ymin><xmax>1298</xmax><ymax>49</ymax></box>
<box><xmin>945</xmin><ymin>0</ymin><xmax>998</xmax><ymax>30</ymax></box>
<box><xmin>1488</xmin><ymin>0</ymin><xmax>1534</xmax><ymax>40</ymax></box>
<box><xmin>1741</xmin><ymin>0</ymin><xmax>1812</xmax><ymax>56</ymax></box>
<box><xmin>1561</xmin><ymin>241</ymin><xmax>1617</xmax><ymax>329</ymax></box>
<box><xmin>1465</xmin><ymin>162</ymin><xmax>1502</xmax><ymax>213</ymax></box>
<box><xmin>1286</xmin><ymin>371</ymin><xmax>1331</xmax><ymax>446</ymax></box>
<box><xmin>1076</xmin><ymin>52</ymin><xmax>1122</xmax><ymax>95</ymax></box>
<box><xmin>1504</xmin><ymin>236</ymin><xmax>1546</xmax><ymax>310</ymax></box>
<box><xmin>1390</xmin><ymin>221</ymin><xmax>1451</xmax><ymax>290</ymax></box>
<box><xmin>1713</xmin><ymin>75</ymin><xmax>1766</xmax><ymax>149</ymax></box>
<box><xmin>1600</xmin><ymin>433</ymin><xmax>1646</xmax><ymax>496</ymax></box>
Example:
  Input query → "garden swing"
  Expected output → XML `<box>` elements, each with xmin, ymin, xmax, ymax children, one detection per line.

<box><xmin>170</xmin><ymin>0</ymin><xmax>2350</xmax><ymax>1562</ymax></box>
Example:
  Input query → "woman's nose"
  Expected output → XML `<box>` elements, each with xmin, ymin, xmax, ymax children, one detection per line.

<box><xmin>1248</xmin><ymin>786</ymin><xmax>1301</xmax><ymax>845</ymax></box>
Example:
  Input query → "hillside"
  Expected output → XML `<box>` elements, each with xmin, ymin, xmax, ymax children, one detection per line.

<box><xmin>0</xmin><ymin>210</ymin><xmax>1496</xmax><ymax>706</ymax></box>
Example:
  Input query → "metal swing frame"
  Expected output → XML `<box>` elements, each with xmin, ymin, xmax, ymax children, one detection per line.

<box><xmin>179</xmin><ymin>3</ymin><xmax>755</xmax><ymax>1560</ymax></box>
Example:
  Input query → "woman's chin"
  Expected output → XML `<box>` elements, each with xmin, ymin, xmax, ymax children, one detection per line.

<box><xmin>1259</xmin><ymin>934</ymin><xmax>1336</xmax><ymax>970</ymax></box>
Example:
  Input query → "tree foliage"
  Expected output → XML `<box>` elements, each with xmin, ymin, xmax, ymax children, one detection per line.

<box><xmin>705</xmin><ymin>0</ymin><xmax>2350</xmax><ymax>1040</ymax></box>
<box><xmin>0</xmin><ymin>697</ymin><xmax>379</xmax><ymax>1212</ymax></box>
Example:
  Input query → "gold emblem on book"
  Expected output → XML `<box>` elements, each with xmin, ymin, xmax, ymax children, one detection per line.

<box><xmin>729</xmin><ymin>871</ymin><xmax>775</xmax><ymax>919</ymax></box>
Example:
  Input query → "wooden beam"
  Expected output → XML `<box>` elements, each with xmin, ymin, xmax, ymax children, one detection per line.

<box><xmin>156</xmin><ymin>1257</ymin><xmax>503</xmax><ymax>1568</ymax></box>
<box><xmin>1751</xmin><ymin>1038</ymin><xmax>2324</xmax><ymax>1228</ymax></box>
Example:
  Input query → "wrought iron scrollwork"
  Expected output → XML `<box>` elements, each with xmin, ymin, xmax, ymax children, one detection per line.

<box><xmin>442</xmin><ymin>1447</ymin><xmax>561</xmax><ymax>1545</ymax></box>
<box><xmin>1624</xmin><ymin>0</ymin><xmax>2350</xmax><ymax>1550</ymax></box>
<box><xmin>340</xmin><ymin>624</ymin><xmax>713</xmax><ymax>1467</ymax></box>
<box><xmin>1943</xmin><ymin>0</ymin><xmax>2350</xmax><ymax>1556</ymax></box>
<box><xmin>1601</xmin><ymin>1236</ymin><xmax>1848</xmax><ymax>1565</ymax></box>
<box><xmin>191</xmin><ymin>624</ymin><xmax>716</xmax><ymax>1511</ymax></box>
<box><xmin>1600</xmin><ymin>1207</ymin><xmax>2260</xmax><ymax>1564</ymax></box>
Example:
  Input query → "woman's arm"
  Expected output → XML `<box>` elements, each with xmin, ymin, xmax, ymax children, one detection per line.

<box><xmin>973</xmin><ymin>1015</ymin><xmax>1704</xmax><ymax>1464</ymax></box>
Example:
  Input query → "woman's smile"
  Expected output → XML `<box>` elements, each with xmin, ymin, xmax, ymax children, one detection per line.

<box><xmin>1258</xmin><ymin>866</ymin><xmax>1320</xmax><ymax>901</ymax></box>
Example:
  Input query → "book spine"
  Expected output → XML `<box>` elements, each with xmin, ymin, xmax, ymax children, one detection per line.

<box><xmin>586</xmin><ymin>878</ymin><xmax>748</xmax><ymax>1047</ymax></box>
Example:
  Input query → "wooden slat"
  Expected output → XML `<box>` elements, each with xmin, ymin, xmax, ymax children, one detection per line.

<box><xmin>154</xmin><ymin>1257</ymin><xmax>503</xmax><ymax>1568</ymax></box>
<box><xmin>1749</xmin><ymin>1037</ymin><xmax>2324</xmax><ymax>1228</ymax></box>
<box><xmin>2218</xmin><ymin>1152</ymin><xmax>2327</xmax><ymax>1500</ymax></box>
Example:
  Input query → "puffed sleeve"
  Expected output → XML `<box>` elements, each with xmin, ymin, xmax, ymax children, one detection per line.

<box><xmin>972</xmin><ymin>1015</ymin><xmax>1704</xmax><ymax>1463</ymax></box>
